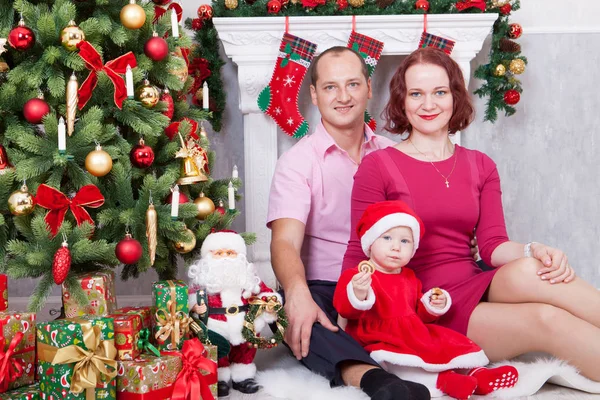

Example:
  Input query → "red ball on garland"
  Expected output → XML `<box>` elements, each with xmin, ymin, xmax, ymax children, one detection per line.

<box><xmin>415</xmin><ymin>0</ymin><xmax>429</xmax><ymax>11</ymax></box>
<box><xmin>267</xmin><ymin>0</ymin><xmax>282</xmax><ymax>14</ymax></box>
<box><xmin>499</xmin><ymin>3</ymin><xmax>512</xmax><ymax>15</ymax></box>
<box><xmin>115</xmin><ymin>233</ymin><xmax>143</xmax><ymax>264</ymax></box>
<box><xmin>52</xmin><ymin>240</ymin><xmax>72</xmax><ymax>285</ymax></box>
<box><xmin>337</xmin><ymin>0</ymin><xmax>348</xmax><ymax>10</ymax></box>
<box><xmin>197</xmin><ymin>4</ymin><xmax>213</xmax><ymax>20</ymax></box>
<box><xmin>160</xmin><ymin>88</ymin><xmax>174</xmax><ymax>120</ymax></box>
<box><xmin>130</xmin><ymin>138</ymin><xmax>155</xmax><ymax>168</ymax></box>
<box><xmin>144</xmin><ymin>34</ymin><xmax>169</xmax><ymax>62</ymax></box>
<box><xmin>508</xmin><ymin>23</ymin><xmax>523</xmax><ymax>39</ymax></box>
<box><xmin>191</xmin><ymin>18</ymin><xmax>203</xmax><ymax>31</ymax></box>
<box><xmin>503</xmin><ymin>89</ymin><xmax>520</xmax><ymax>105</ymax></box>
<box><xmin>8</xmin><ymin>19</ymin><xmax>36</xmax><ymax>51</ymax></box>
<box><xmin>23</xmin><ymin>98</ymin><xmax>50</xmax><ymax>124</ymax></box>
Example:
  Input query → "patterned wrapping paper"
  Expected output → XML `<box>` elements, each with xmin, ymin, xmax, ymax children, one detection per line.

<box><xmin>106</xmin><ymin>314</ymin><xmax>142</xmax><ymax>361</ymax></box>
<box><xmin>113</xmin><ymin>307</ymin><xmax>155</xmax><ymax>332</ymax></box>
<box><xmin>36</xmin><ymin>318</ymin><xmax>117</xmax><ymax>400</ymax></box>
<box><xmin>0</xmin><ymin>312</ymin><xmax>36</xmax><ymax>392</ymax></box>
<box><xmin>152</xmin><ymin>281</ymin><xmax>190</xmax><ymax>351</ymax></box>
<box><xmin>0</xmin><ymin>275</ymin><xmax>7</xmax><ymax>312</ymax></box>
<box><xmin>62</xmin><ymin>271</ymin><xmax>117</xmax><ymax>318</ymax></box>
<box><xmin>162</xmin><ymin>343</ymin><xmax>218</xmax><ymax>400</ymax></box>
<box><xmin>116</xmin><ymin>354</ymin><xmax>182</xmax><ymax>399</ymax></box>
<box><xmin>0</xmin><ymin>383</ymin><xmax>39</xmax><ymax>399</ymax></box>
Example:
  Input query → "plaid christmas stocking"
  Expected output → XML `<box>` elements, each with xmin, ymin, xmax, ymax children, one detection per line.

<box><xmin>347</xmin><ymin>31</ymin><xmax>384</xmax><ymax>132</ymax></box>
<box><xmin>418</xmin><ymin>31</ymin><xmax>455</xmax><ymax>55</ymax></box>
<box><xmin>258</xmin><ymin>33</ymin><xmax>317</xmax><ymax>138</ymax></box>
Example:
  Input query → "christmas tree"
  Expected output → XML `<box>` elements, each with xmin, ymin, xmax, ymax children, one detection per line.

<box><xmin>0</xmin><ymin>0</ymin><xmax>250</xmax><ymax>312</ymax></box>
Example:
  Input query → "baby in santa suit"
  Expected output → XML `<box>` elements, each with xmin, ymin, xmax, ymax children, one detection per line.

<box><xmin>333</xmin><ymin>200</ymin><xmax>519</xmax><ymax>399</ymax></box>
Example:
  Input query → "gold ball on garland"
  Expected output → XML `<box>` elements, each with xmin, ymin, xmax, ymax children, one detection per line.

<box><xmin>494</xmin><ymin>64</ymin><xmax>506</xmax><ymax>77</ymax></box>
<box><xmin>60</xmin><ymin>21</ymin><xmax>85</xmax><ymax>51</ymax></box>
<box><xmin>136</xmin><ymin>80</ymin><xmax>160</xmax><ymax>108</ymax></box>
<box><xmin>197</xmin><ymin>4</ymin><xmax>213</xmax><ymax>21</ymax></box>
<box><xmin>225</xmin><ymin>0</ymin><xmax>239</xmax><ymax>9</ymax></box>
<box><xmin>492</xmin><ymin>0</ymin><xmax>510</xmax><ymax>6</ymax></box>
<box><xmin>509</xmin><ymin>59</ymin><xmax>525</xmax><ymax>75</ymax></box>
<box><xmin>85</xmin><ymin>144</ymin><xmax>113</xmax><ymax>177</ymax></box>
<box><xmin>508</xmin><ymin>23</ymin><xmax>523</xmax><ymax>39</ymax></box>
<box><xmin>348</xmin><ymin>0</ymin><xmax>365</xmax><ymax>7</ymax></box>
<box><xmin>120</xmin><ymin>1</ymin><xmax>146</xmax><ymax>30</ymax></box>
<box><xmin>415</xmin><ymin>0</ymin><xmax>429</xmax><ymax>11</ymax></box>
<box><xmin>170</xmin><ymin>48</ymin><xmax>189</xmax><ymax>84</ymax></box>
<box><xmin>194</xmin><ymin>192</ymin><xmax>216</xmax><ymax>220</ymax></box>
<box><xmin>173</xmin><ymin>228</ymin><xmax>197</xmax><ymax>254</ymax></box>
<box><xmin>8</xmin><ymin>184</ymin><xmax>36</xmax><ymax>216</ymax></box>
<box><xmin>0</xmin><ymin>61</ymin><xmax>9</xmax><ymax>73</ymax></box>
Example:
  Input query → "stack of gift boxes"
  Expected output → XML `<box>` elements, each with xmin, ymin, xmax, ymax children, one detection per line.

<box><xmin>0</xmin><ymin>273</ymin><xmax>218</xmax><ymax>400</ymax></box>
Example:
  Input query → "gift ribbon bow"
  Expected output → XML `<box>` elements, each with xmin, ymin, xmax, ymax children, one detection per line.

<box><xmin>153</xmin><ymin>3</ymin><xmax>183</xmax><ymax>23</ymax></box>
<box><xmin>37</xmin><ymin>323</ymin><xmax>117</xmax><ymax>400</ymax></box>
<box><xmin>171</xmin><ymin>338</ymin><xmax>217</xmax><ymax>400</ymax></box>
<box><xmin>0</xmin><ymin>332</ymin><xmax>25</xmax><ymax>392</ymax></box>
<box><xmin>137</xmin><ymin>329</ymin><xmax>160</xmax><ymax>357</ymax></box>
<box><xmin>36</xmin><ymin>184</ymin><xmax>105</xmax><ymax>237</ymax></box>
<box><xmin>455</xmin><ymin>0</ymin><xmax>486</xmax><ymax>12</ymax></box>
<box><xmin>77</xmin><ymin>41</ymin><xmax>137</xmax><ymax>110</ymax></box>
<box><xmin>247</xmin><ymin>296</ymin><xmax>285</xmax><ymax>337</ymax></box>
<box><xmin>155</xmin><ymin>281</ymin><xmax>191</xmax><ymax>348</ymax></box>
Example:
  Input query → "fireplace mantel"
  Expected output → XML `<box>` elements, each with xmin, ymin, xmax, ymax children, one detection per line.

<box><xmin>214</xmin><ymin>14</ymin><xmax>497</xmax><ymax>287</ymax></box>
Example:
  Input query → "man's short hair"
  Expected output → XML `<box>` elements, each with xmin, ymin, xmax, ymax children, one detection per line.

<box><xmin>310</xmin><ymin>46</ymin><xmax>369</xmax><ymax>86</ymax></box>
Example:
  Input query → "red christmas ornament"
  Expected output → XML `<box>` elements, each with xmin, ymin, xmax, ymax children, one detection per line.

<box><xmin>115</xmin><ymin>233</ymin><xmax>143</xmax><ymax>264</ymax></box>
<box><xmin>216</xmin><ymin>200</ymin><xmax>226</xmax><ymax>216</ymax></box>
<box><xmin>130</xmin><ymin>138</ymin><xmax>155</xmax><ymax>168</ymax></box>
<box><xmin>8</xmin><ymin>19</ymin><xmax>36</xmax><ymax>51</ymax></box>
<box><xmin>499</xmin><ymin>3</ymin><xmax>512</xmax><ymax>15</ymax></box>
<box><xmin>503</xmin><ymin>89</ymin><xmax>520</xmax><ymax>105</ymax></box>
<box><xmin>165</xmin><ymin>191</ymin><xmax>189</xmax><ymax>204</ymax></box>
<box><xmin>144</xmin><ymin>34</ymin><xmax>169</xmax><ymax>62</ymax></box>
<box><xmin>415</xmin><ymin>0</ymin><xmax>429</xmax><ymax>11</ymax></box>
<box><xmin>337</xmin><ymin>0</ymin><xmax>348</xmax><ymax>10</ymax></box>
<box><xmin>197</xmin><ymin>4</ymin><xmax>213</xmax><ymax>20</ymax></box>
<box><xmin>23</xmin><ymin>97</ymin><xmax>50</xmax><ymax>124</ymax></box>
<box><xmin>508</xmin><ymin>23</ymin><xmax>523</xmax><ymax>39</ymax></box>
<box><xmin>191</xmin><ymin>18</ymin><xmax>203</xmax><ymax>31</ymax></box>
<box><xmin>267</xmin><ymin>0</ymin><xmax>282</xmax><ymax>14</ymax></box>
<box><xmin>160</xmin><ymin>88</ymin><xmax>174</xmax><ymax>120</ymax></box>
<box><xmin>0</xmin><ymin>144</ymin><xmax>13</xmax><ymax>174</ymax></box>
<box><xmin>152</xmin><ymin>0</ymin><xmax>171</xmax><ymax>4</ymax></box>
<box><xmin>52</xmin><ymin>240</ymin><xmax>72</xmax><ymax>285</ymax></box>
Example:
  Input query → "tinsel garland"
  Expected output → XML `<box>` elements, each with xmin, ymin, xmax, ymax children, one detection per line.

<box><xmin>242</xmin><ymin>296</ymin><xmax>288</xmax><ymax>349</ymax></box>
<box><xmin>195</xmin><ymin>0</ymin><xmax>525</xmax><ymax>123</ymax></box>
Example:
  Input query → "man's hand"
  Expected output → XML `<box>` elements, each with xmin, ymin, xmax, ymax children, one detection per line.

<box><xmin>284</xmin><ymin>285</ymin><xmax>338</xmax><ymax>360</ymax></box>
<box><xmin>351</xmin><ymin>271</ymin><xmax>372</xmax><ymax>301</ymax></box>
<box><xmin>470</xmin><ymin>237</ymin><xmax>480</xmax><ymax>261</ymax></box>
<box><xmin>191</xmin><ymin>303</ymin><xmax>207</xmax><ymax>315</ymax></box>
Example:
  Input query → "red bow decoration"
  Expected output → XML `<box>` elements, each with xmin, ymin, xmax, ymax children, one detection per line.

<box><xmin>456</xmin><ymin>0</ymin><xmax>486</xmax><ymax>12</ymax></box>
<box><xmin>170</xmin><ymin>338</ymin><xmax>217</xmax><ymax>400</ymax></box>
<box><xmin>0</xmin><ymin>332</ymin><xmax>24</xmax><ymax>392</ymax></box>
<box><xmin>165</xmin><ymin>118</ymin><xmax>199</xmax><ymax>141</ymax></box>
<box><xmin>154</xmin><ymin>3</ymin><xmax>183</xmax><ymax>23</ymax></box>
<box><xmin>36</xmin><ymin>184</ymin><xmax>105</xmax><ymax>237</ymax></box>
<box><xmin>77</xmin><ymin>41</ymin><xmax>137</xmax><ymax>110</ymax></box>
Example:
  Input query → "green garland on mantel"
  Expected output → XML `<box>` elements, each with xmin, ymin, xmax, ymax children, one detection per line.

<box><xmin>191</xmin><ymin>0</ymin><xmax>526</xmax><ymax>124</ymax></box>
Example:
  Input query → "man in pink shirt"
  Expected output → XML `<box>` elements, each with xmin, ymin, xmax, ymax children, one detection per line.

<box><xmin>268</xmin><ymin>47</ymin><xmax>430</xmax><ymax>400</ymax></box>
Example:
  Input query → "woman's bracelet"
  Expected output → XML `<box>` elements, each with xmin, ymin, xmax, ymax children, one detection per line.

<box><xmin>524</xmin><ymin>241</ymin><xmax>538</xmax><ymax>258</ymax></box>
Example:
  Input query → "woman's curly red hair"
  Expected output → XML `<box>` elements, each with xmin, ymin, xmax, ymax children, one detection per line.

<box><xmin>383</xmin><ymin>47</ymin><xmax>474</xmax><ymax>136</ymax></box>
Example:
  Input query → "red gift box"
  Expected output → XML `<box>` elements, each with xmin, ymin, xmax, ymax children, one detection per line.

<box><xmin>114</xmin><ymin>306</ymin><xmax>155</xmax><ymax>332</ymax></box>
<box><xmin>108</xmin><ymin>313</ymin><xmax>143</xmax><ymax>360</ymax></box>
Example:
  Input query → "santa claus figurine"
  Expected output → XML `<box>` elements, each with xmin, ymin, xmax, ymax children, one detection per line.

<box><xmin>188</xmin><ymin>230</ymin><xmax>280</xmax><ymax>397</ymax></box>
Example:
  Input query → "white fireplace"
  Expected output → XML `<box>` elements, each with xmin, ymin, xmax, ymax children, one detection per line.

<box><xmin>214</xmin><ymin>14</ymin><xmax>497</xmax><ymax>287</ymax></box>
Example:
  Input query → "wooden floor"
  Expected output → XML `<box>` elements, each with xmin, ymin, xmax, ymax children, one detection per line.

<box><xmin>226</xmin><ymin>384</ymin><xmax>600</xmax><ymax>399</ymax></box>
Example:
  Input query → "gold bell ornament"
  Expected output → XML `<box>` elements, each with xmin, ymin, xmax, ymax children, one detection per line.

<box><xmin>85</xmin><ymin>143</ymin><xmax>113</xmax><ymax>177</ymax></box>
<box><xmin>8</xmin><ymin>182</ymin><xmax>36</xmax><ymax>216</ymax></box>
<box><xmin>60</xmin><ymin>20</ymin><xmax>85</xmax><ymax>51</ymax></box>
<box><xmin>175</xmin><ymin>133</ymin><xmax>207</xmax><ymax>185</ymax></box>
<box><xmin>121</xmin><ymin>0</ymin><xmax>147</xmax><ymax>30</ymax></box>
<box><xmin>193</xmin><ymin>192</ymin><xmax>215</xmax><ymax>220</ymax></box>
<box><xmin>136</xmin><ymin>79</ymin><xmax>160</xmax><ymax>108</ymax></box>
<box><xmin>173</xmin><ymin>228</ymin><xmax>197</xmax><ymax>254</ymax></box>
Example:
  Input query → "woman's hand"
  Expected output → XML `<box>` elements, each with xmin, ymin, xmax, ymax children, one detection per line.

<box><xmin>352</xmin><ymin>271</ymin><xmax>372</xmax><ymax>301</ymax></box>
<box><xmin>531</xmin><ymin>243</ymin><xmax>576</xmax><ymax>284</ymax></box>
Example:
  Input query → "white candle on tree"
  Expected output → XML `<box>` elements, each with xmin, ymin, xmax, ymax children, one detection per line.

<box><xmin>228</xmin><ymin>181</ymin><xmax>235</xmax><ymax>210</ymax></box>
<box><xmin>202</xmin><ymin>81</ymin><xmax>209</xmax><ymax>110</ymax></box>
<box><xmin>58</xmin><ymin>117</ymin><xmax>66</xmax><ymax>154</ymax></box>
<box><xmin>232</xmin><ymin>165</ymin><xmax>238</xmax><ymax>179</ymax></box>
<box><xmin>171</xmin><ymin>185</ymin><xmax>180</xmax><ymax>220</ymax></box>
<box><xmin>171</xmin><ymin>8</ymin><xmax>179</xmax><ymax>38</ymax></box>
<box><xmin>126</xmin><ymin>65</ymin><xmax>134</xmax><ymax>98</ymax></box>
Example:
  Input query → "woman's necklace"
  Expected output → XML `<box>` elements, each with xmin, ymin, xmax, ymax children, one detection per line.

<box><xmin>409</xmin><ymin>139</ymin><xmax>458</xmax><ymax>188</ymax></box>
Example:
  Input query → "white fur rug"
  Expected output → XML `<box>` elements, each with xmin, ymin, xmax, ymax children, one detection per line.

<box><xmin>255</xmin><ymin>349</ymin><xmax>600</xmax><ymax>399</ymax></box>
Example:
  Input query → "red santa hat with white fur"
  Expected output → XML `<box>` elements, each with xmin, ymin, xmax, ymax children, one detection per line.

<box><xmin>200</xmin><ymin>229</ymin><xmax>247</xmax><ymax>258</ymax></box>
<box><xmin>357</xmin><ymin>200</ymin><xmax>425</xmax><ymax>257</ymax></box>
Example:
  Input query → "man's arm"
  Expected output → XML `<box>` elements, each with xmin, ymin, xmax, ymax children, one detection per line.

<box><xmin>271</xmin><ymin>218</ymin><xmax>338</xmax><ymax>360</ymax></box>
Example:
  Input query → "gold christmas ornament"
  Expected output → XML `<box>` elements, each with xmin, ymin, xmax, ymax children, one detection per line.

<box><xmin>121</xmin><ymin>0</ymin><xmax>147</xmax><ymax>29</ymax></box>
<box><xmin>60</xmin><ymin>20</ymin><xmax>85</xmax><ymax>51</ymax></box>
<box><xmin>225</xmin><ymin>0</ymin><xmax>239</xmax><ymax>9</ymax></box>
<box><xmin>173</xmin><ymin>228</ymin><xmax>196</xmax><ymax>254</ymax></box>
<box><xmin>136</xmin><ymin>79</ymin><xmax>160</xmax><ymax>108</ymax></box>
<box><xmin>85</xmin><ymin>144</ymin><xmax>113</xmax><ymax>177</ymax></box>
<box><xmin>492</xmin><ymin>0</ymin><xmax>509</xmax><ymax>6</ymax></box>
<box><xmin>146</xmin><ymin>202</ymin><xmax>158</xmax><ymax>266</ymax></box>
<box><xmin>348</xmin><ymin>0</ymin><xmax>365</xmax><ymax>7</ymax></box>
<box><xmin>66</xmin><ymin>73</ymin><xmax>78</xmax><ymax>136</ymax></box>
<box><xmin>175</xmin><ymin>133</ymin><xmax>208</xmax><ymax>185</ymax></box>
<box><xmin>8</xmin><ymin>183</ymin><xmax>36</xmax><ymax>216</ymax></box>
<box><xmin>194</xmin><ymin>87</ymin><xmax>203</xmax><ymax>102</ymax></box>
<box><xmin>509</xmin><ymin>59</ymin><xmax>525</xmax><ymax>75</ymax></box>
<box><xmin>0</xmin><ymin>60</ymin><xmax>8</xmax><ymax>72</ymax></box>
<box><xmin>170</xmin><ymin>48</ymin><xmax>189</xmax><ymax>84</ymax></box>
<box><xmin>494</xmin><ymin>64</ymin><xmax>506</xmax><ymax>77</ymax></box>
<box><xmin>193</xmin><ymin>192</ymin><xmax>215</xmax><ymax>220</ymax></box>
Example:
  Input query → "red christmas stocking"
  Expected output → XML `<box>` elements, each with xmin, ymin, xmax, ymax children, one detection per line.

<box><xmin>347</xmin><ymin>31</ymin><xmax>384</xmax><ymax>132</ymax></box>
<box><xmin>258</xmin><ymin>33</ymin><xmax>317</xmax><ymax>138</ymax></box>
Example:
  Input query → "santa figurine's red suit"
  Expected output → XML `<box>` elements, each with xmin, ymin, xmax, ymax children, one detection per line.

<box><xmin>188</xmin><ymin>231</ymin><xmax>280</xmax><ymax>397</ymax></box>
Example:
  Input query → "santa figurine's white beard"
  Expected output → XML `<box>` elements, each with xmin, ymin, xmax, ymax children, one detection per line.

<box><xmin>188</xmin><ymin>253</ymin><xmax>261</xmax><ymax>297</ymax></box>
